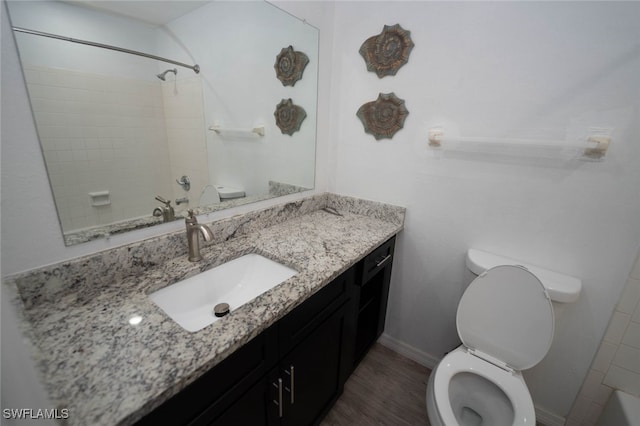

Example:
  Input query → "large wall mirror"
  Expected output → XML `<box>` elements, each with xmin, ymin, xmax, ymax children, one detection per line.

<box><xmin>7</xmin><ymin>0</ymin><xmax>318</xmax><ymax>246</ymax></box>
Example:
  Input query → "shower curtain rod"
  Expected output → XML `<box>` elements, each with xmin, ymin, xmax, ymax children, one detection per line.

<box><xmin>12</xmin><ymin>26</ymin><xmax>200</xmax><ymax>74</ymax></box>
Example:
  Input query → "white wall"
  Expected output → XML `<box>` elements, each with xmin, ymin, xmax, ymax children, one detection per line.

<box><xmin>1</xmin><ymin>4</ymin><xmax>56</xmax><ymax>421</ymax></box>
<box><xmin>328</xmin><ymin>1</ymin><xmax>640</xmax><ymax>422</ymax></box>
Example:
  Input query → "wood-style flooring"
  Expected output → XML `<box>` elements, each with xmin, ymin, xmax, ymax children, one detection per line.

<box><xmin>321</xmin><ymin>343</ymin><xmax>432</xmax><ymax>426</ymax></box>
<box><xmin>322</xmin><ymin>343</ymin><xmax>547</xmax><ymax>426</ymax></box>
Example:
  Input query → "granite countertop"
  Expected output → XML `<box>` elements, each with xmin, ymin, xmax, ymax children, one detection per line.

<box><xmin>5</xmin><ymin>195</ymin><xmax>404</xmax><ymax>426</ymax></box>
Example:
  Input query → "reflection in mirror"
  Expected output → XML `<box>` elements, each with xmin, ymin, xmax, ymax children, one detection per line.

<box><xmin>7</xmin><ymin>0</ymin><xmax>318</xmax><ymax>246</ymax></box>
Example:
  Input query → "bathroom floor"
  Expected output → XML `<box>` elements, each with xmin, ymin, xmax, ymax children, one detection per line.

<box><xmin>322</xmin><ymin>343</ymin><xmax>432</xmax><ymax>425</ymax></box>
<box><xmin>322</xmin><ymin>342</ymin><xmax>549</xmax><ymax>426</ymax></box>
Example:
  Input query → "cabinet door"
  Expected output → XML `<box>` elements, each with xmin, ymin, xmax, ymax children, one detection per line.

<box><xmin>353</xmin><ymin>236</ymin><xmax>395</xmax><ymax>366</ymax></box>
<box><xmin>279</xmin><ymin>303</ymin><xmax>349</xmax><ymax>426</ymax></box>
<box><xmin>206</xmin><ymin>376</ymin><xmax>273</xmax><ymax>426</ymax></box>
<box><xmin>279</xmin><ymin>268</ymin><xmax>352</xmax><ymax>356</ymax></box>
<box><xmin>139</xmin><ymin>327</ymin><xmax>277</xmax><ymax>426</ymax></box>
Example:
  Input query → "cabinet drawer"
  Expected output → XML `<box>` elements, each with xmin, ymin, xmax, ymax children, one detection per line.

<box><xmin>137</xmin><ymin>326</ymin><xmax>277</xmax><ymax>426</ymax></box>
<box><xmin>279</xmin><ymin>268</ymin><xmax>353</xmax><ymax>355</ymax></box>
<box><xmin>361</xmin><ymin>236</ymin><xmax>396</xmax><ymax>284</ymax></box>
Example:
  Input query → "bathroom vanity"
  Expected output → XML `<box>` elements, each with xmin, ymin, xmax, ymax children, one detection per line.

<box><xmin>4</xmin><ymin>193</ymin><xmax>404</xmax><ymax>426</ymax></box>
<box><xmin>138</xmin><ymin>235</ymin><xmax>396</xmax><ymax>426</ymax></box>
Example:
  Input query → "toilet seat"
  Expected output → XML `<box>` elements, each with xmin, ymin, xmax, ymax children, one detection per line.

<box><xmin>457</xmin><ymin>265</ymin><xmax>555</xmax><ymax>371</ymax></box>
<box><xmin>214</xmin><ymin>185</ymin><xmax>245</xmax><ymax>200</ymax></box>
<box><xmin>427</xmin><ymin>265</ymin><xmax>555</xmax><ymax>425</ymax></box>
<box><xmin>431</xmin><ymin>348</ymin><xmax>536</xmax><ymax>426</ymax></box>
<box><xmin>199</xmin><ymin>185</ymin><xmax>220</xmax><ymax>206</ymax></box>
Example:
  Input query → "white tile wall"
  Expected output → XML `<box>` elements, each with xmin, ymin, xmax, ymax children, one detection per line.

<box><xmin>566</xmin><ymin>250</ymin><xmax>640</xmax><ymax>426</ymax></box>
<box><xmin>23</xmin><ymin>65</ymin><xmax>174</xmax><ymax>232</ymax></box>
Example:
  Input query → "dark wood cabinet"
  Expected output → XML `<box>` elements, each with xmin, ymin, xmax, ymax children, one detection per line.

<box><xmin>206</xmin><ymin>376</ymin><xmax>273</xmax><ymax>426</ymax></box>
<box><xmin>275</xmin><ymin>302</ymin><xmax>350</xmax><ymax>426</ymax></box>
<box><xmin>278</xmin><ymin>268</ymin><xmax>352</xmax><ymax>356</ymax></box>
<box><xmin>353</xmin><ymin>236</ymin><xmax>395</xmax><ymax>366</ymax></box>
<box><xmin>136</xmin><ymin>326</ymin><xmax>277</xmax><ymax>426</ymax></box>
<box><xmin>137</xmin><ymin>237</ymin><xmax>395</xmax><ymax>426</ymax></box>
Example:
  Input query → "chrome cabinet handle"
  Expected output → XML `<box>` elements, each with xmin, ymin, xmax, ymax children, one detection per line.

<box><xmin>273</xmin><ymin>378</ymin><xmax>283</xmax><ymax>418</ymax></box>
<box><xmin>376</xmin><ymin>254</ymin><xmax>391</xmax><ymax>268</ymax></box>
<box><xmin>284</xmin><ymin>365</ymin><xmax>295</xmax><ymax>404</ymax></box>
<box><xmin>290</xmin><ymin>366</ymin><xmax>295</xmax><ymax>404</ymax></box>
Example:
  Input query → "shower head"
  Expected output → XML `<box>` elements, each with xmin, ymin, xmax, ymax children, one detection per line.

<box><xmin>157</xmin><ymin>68</ymin><xmax>177</xmax><ymax>81</ymax></box>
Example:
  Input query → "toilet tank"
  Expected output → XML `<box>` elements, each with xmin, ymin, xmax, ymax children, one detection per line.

<box><xmin>466</xmin><ymin>249</ymin><xmax>582</xmax><ymax>303</ymax></box>
<box><xmin>214</xmin><ymin>185</ymin><xmax>245</xmax><ymax>200</ymax></box>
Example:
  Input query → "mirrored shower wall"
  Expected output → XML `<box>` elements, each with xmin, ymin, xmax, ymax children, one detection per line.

<box><xmin>8</xmin><ymin>1</ymin><xmax>319</xmax><ymax>245</ymax></box>
<box><xmin>24</xmin><ymin>65</ymin><xmax>207</xmax><ymax>233</ymax></box>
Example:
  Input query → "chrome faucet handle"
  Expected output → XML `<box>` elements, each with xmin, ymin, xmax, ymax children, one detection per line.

<box><xmin>155</xmin><ymin>195</ymin><xmax>171</xmax><ymax>206</ymax></box>
<box><xmin>176</xmin><ymin>175</ymin><xmax>191</xmax><ymax>191</ymax></box>
<box><xmin>185</xmin><ymin>209</ymin><xmax>213</xmax><ymax>262</ymax></box>
<box><xmin>186</xmin><ymin>209</ymin><xmax>198</xmax><ymax>224</ymax></box>
<box><xmin>154</xmin><ymin>196</ymin><xmax>175</xmax><ymax>221</ymax></box>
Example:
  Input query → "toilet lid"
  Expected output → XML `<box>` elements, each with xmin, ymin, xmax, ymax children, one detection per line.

<box><xmin>457</xmin><ymin>265</ymin><xmax>554</xmax><ymax>371</ymax></box>
<box><xmin>199</xmin><ymin>185</ymin><xmax>220</xmax><ymax>205</ymax></box>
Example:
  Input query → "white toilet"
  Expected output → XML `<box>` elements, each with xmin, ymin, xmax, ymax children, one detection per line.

<box><xmin>199</xmin><ymin>185</ymin><xmax>220</xmax><ymax>206</ymax></box>
<box><xmin>426</xmin><ymin>249</ymin><xmax>582</xmax><ymax>426</ymax></box>
<box><xmin>214</xmin><ymin>185</ymin><xmax>245</xmax><ymax>200</ymax></box>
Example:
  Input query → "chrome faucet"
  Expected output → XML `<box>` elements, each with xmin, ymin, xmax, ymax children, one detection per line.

<box><xmin>186</xmin><ymin>209</ymin><xmax>214</xmax><ymax>262</ymax></box>
<box><xmin>154</xmin><ymin>195</ymin><xmax>175</xmax><ymax>222</ymax></box>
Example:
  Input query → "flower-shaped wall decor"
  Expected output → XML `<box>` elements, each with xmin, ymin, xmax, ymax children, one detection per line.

<box><xmin>274</xmin><ymin>99</ymin><xmax>307</xmax><ymax>135</ymax></box>
<box><xmin>356</xmin><ymin>93</ymin><xmax>409</xmax><ymax>140</ymax></box>
<box><xmin>359</xmin><ymin>24</ymin><xmax>414</xmax><ymax>78</ymax></box>
<box><xmin>274</xmin><ymin>46</ymin><xmax>309</xmax><ymax>87</ymax></box>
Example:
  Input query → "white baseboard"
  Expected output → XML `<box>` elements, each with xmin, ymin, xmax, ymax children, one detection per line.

<box><xmin>377</xmin><ymin>333</ymin><xmax>441</xmax><ymax>369</ymax></box>
<box><xmin>534</xmin><ymin>405</ymin><xmax>566</xmax><ymax>426</ymax></box>
<box><xmin>377</xmin><ymin>333</ymin><xmax>566</xmax><ymax>426</ymax></box>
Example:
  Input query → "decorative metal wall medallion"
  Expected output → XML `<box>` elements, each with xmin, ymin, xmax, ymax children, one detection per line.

<box><xmin>274</xmin><ymin>46</ymin><xmax>309</xmax><ymax>86</ymax></box>
<box><xmin>356</xmin><ymin>93</ymin><xmax>409</xmax><ymax>140</ymax></box>
<box><xmin>359</xmin><ymin>24</ymin><xmax>414</xmax><ymax>78</ymax></box>
<box><xmin>274</xmin><ymin>99</ymin><xmax>307</xmax><ymax>135</ymax></box>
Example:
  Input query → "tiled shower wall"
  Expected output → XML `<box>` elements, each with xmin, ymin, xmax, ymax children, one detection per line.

<box><xmin>23</xmin><ymin>64</ymin><xmax>174</xmax><ymax>232</ymax></box>
<box><xmin>566</xmin><ymin>250</ymin><xmax>640</xmax><ymax>426</ymax></box>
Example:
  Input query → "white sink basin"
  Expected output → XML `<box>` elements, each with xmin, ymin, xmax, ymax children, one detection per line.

<box><xmin>149</xmin><ymin>253</ymin><xmax>297</xmax><ymax>332</ymax></box>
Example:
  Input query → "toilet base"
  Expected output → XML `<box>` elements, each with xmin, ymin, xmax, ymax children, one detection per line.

<box><xmin>426</xmin><ymin>347</ymin><xmax>536</xmax><ymax>426</ymax></box>
<box><xmin>427</xmin><ymin>367</ymin><xmax>444</xmax><ymax>426</ymax></box>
